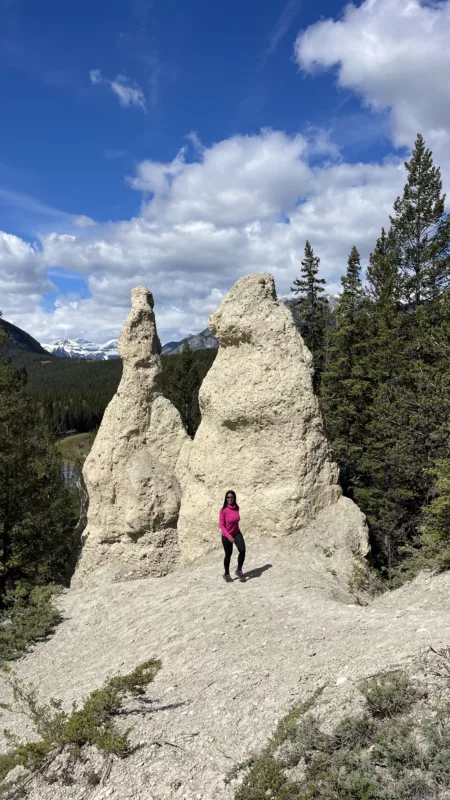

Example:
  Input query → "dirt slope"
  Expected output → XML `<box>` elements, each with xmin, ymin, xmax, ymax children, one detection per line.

<box><xmin>1</xmin><ymin>535</ymin><xmax>449</xmax><ymax>800</ymax></box>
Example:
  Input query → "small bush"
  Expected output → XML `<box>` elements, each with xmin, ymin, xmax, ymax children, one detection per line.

<box><xmin>291</xmin><ymin>713</ymin><xmax>331</xmax><ymax>754</ymax></box>
<box><xmin>359</xmin><ymin>671</ymin><xmax>416</xmax><ymax>718</ymax></box>
<box><xmin>234</xmin><ymin>751</ymin><xmax>297</xmax><ymax>800</ymax></box>
<box><xmin>348</xmin><ymin>560</ymin><xmax>382</xmax><ymax>598</ymax></box>
<box><xmin>0</xmin><ymin>658</ymin><xmax>161</xmax><ymax>794</ymax></box>
<box><xmin>394</xmin><ymin>775</ymin><xmax>433</xmax><ymax>800</ymax></box>
<box><xmin>272</xmin><ymin>687</ymin><xmax>325</xmax><ymax>750</ymax></box>
<box><xmin>233</xmin><ymin>668</ymin><xmax>450</xmax><ymax>800</ymax></box>
<box><xmin>330</xmin><ymin>714</ymin><xmax>375</xmax><ymax>752</ymax></box>
<box><xmin>372</xmin><ymin>718</ymin><xmax>421</xmax><ymax>775</ymax></box>
<box><xmin>0</xmin><ymin>586</ymin><xmax>62</xmax><ymax>663</ymax></box>
<box><xmin>423</xmin><ymin>713</ymin><xmax>450</xmax><ymax>785</ymax></box>
<box><xmin>305</xmin><ymin>751</ymin><xmax>385</xmax><ymax>800</ymax></box>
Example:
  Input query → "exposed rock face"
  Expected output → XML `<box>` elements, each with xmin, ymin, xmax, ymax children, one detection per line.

<box><xmin>289</xmin><ymin>496</ymin><xmax>370</xmax><ymax>588</ymax></box>
<box><xmin>176</xmin><ymin>272</ymin><xmax>367</xmax><ymax>563</ymax></box>
<box><xmin>74</xmin><ymin>287</ymin><xmax>188</xmax><ymax>585</ymax></box>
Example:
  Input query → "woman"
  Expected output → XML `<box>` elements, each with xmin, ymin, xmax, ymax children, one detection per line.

<box><xmin>219</xmin><ymin>490</ymin><xmax>246</xmax><ymax>583</ymax></box>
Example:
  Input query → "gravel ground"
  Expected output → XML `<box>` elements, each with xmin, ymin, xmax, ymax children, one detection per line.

<box><xmin>1</xmin><ymin>534</ymin><xmax>449</xmax><ymax>800</ymax></box>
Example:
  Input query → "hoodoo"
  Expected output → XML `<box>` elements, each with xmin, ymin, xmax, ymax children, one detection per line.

<box><xmin>74</xmin><ymin>287</ymin><xmax>188</xmax><ymax>585</ymax></box>
<box><xmin>176</xmin><ymin>273</ymin><xmax>368</xmax><ymax>565</ymax></box>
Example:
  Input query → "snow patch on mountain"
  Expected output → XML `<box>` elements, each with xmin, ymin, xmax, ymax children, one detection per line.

<box><xmin>42</xmin><ymin>294</ymin><xmax>341</xmax><ymax>360</ymax></box>
<box><xmin>42</xmin><ymin>338</ymin><xmax>119</xmax><ymax>360</ymax></box>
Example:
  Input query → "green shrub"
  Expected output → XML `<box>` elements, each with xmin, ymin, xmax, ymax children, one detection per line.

<box><xmin>330</xmin><ymin>715</ymin><xmax>375</xmax><ymax>752</ymax></box>
<box><xmin>234</xmin><ymin>750</ymin><xmax>298</xmax><ymax>800</ymax></box>
<box><xmin>233</xmin><ymin>668</ymin><xmax>450</xmax><ymax>800</ymax></box>
<box><xmin>359</xmin><ymin>671</ymin><xmax>416</xmax><ymax>718</ymax></box>
<box><xmin>305</xmin><ymin>751</ymin><xmax>385</xmax><ymax>800</ymax></box>
<box><xmin>423</xmin><ymin>713</ymin><xmax>450</xmax><ymax>785</ymax></box>
<box><xmin>0</xmin><ymin>585</ymin><xmax>62</xmax><ymax>663</ymax></box>
<box><xmin>393</xmin><ymin>775</ymin><xmax>433</xmax><ymax>799</ymax></box>
<box><xmin>0</xmin><ymin>659</ymin><xmax>161</xmax><ymax>794</ymax></box>
<box><xmin>272</xmin><ymin>687</ymin><xmax>325</xmax><ymax>749</ymax></box>
<box><xmin>291</xmin><ymin>713</ymin><xmax>331</xmax><ymax>755</ymax></box>
<box><xmin>372</xmin><ymin>718</ymin><xmax>421</xmax><ymax>775</ymax></box>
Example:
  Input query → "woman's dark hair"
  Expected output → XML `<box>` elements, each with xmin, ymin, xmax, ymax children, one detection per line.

<box><xmin>223</xmin><ymin>490</ymin><xmax>238</xmax><ymax>509</ymax></box>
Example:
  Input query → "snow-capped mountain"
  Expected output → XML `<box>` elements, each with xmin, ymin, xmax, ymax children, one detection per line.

<box><xmin>41</xmin><ymin>294</ymin><xmax>342</xmax><ymax>361</ymax></box>
<box><xmin>42</xmin><ymin>338</ymin><xmax>119</xmax><ymax>360</ymax></box>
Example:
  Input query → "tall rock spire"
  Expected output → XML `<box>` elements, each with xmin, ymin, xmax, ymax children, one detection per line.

<box><xmin>74</xmin><ymin>286</ymin><xmax>188</xmax><ymax>586</ymax></box>
<box><xmin>176</xmin><ymin>273</ymin><xmax>367</xmax><ymax>566</ymax></box>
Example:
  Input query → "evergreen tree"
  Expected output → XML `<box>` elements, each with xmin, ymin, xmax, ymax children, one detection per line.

<box><xmin>350</xmin><ymin>230</ymin><xmax>410</xmax><ymax>573</ymax></box>
<box><xmin>170</xmin><ymin>341</ymin><xmax>201</xmax><ymax>437</ymax></box>
<box><xmin>355</xmin><ymin>215</ymin><xmax>450</xmax><ymax>577</ymax></box>
<box><xmin>321</xmin><ymin>246</ymin><xmax>370</xmax><ymax>492</ymax></box>
<box><xmin>390</xmin><ymin>133</ymin><xmax>450</xmax><ymax>307</ymax></box>
<box><xmin>413</xmin><ymin>433</ymin><xmax>450</xmax><ymax>571</ymax></box>
<box><xmin>291</xmin><ymin>241</ymin><xmax>329</xmax><ymax>391</ymax></box>
<box><xmin>366</xmin><ymin>228</ymin><xmax>401</xmax><ymax>306</ymax></box>
<box><xmin>0</xmin><ymin>348</ymin><xmax>77</xmax><ymax>603</ymax></box>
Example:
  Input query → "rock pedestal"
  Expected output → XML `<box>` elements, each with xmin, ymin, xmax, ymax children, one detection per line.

<box><xmin>176</xmin><ymin>273</ymin><xmax>366</xmax><ymax>563</ymax></box>
<box><xmin>74</xmin><ymin>287</ymin><xmax>188</xmax><ymax>585</ymax></box>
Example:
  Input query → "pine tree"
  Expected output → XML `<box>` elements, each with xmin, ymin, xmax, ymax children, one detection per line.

<box><xmin>0</xmin><ymin>345</ymin><xmax>76</xmax><ymax>603</ymax></box>
<box><xmin>321</xmin><ymin>246</ymin><xmax>370</xmax><ymax>492</ymax></box>
<box><xmin>390</xmin><ymin>133</ymin><xmax>450</xmax><ymax>307</ymax></box>
<box><xmin>170</xmin><ymin>342</ymin><xmax>201</xmax><ymax>438</ymax></box>
<box><xmin>291</xmin><ymin>241</ymin><xmax>329</xmax><ymax>391</ymax></box>
<box><xmin>366</xmin><ymin>228</ymin><xmax>400</xmax><ymax>306</ymax></box>
<box><xmin>354</xmin><ymin>216</ymin><xmax>450</xmax><ymax>577</ymax></box>
<box><xmin>352</xmin><ymin>230</ymin><xmax>411</xmax><ymax>573</ymax></box>
<box><xmin>414</xmin><ymin>438</ymin><xmax>450</xmax><ymax>571</ymax></box>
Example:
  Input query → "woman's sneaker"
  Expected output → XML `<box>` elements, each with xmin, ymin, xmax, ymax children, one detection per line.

<box><xmin>235</xmin><ymin>569</ymin><xmax>246</xmax><ymax>582</ymax></box>
<box><xmin>223</xmin><ymin>573</ymin><xmax>233</xmax><ymax>583</ymax></box>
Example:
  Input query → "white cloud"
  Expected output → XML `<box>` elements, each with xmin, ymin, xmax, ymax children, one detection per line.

<box><xmin>89</xmin><ymin>68</ymin><xmax>102</xmax><ymax>86</ymax></box>
<box><xmin>3</xmin><ymin>2</ymin><xmax>450</xmax><ymax>346</ymax></box>
<box><xmin>90</xmin><ymin>69</ymin><xmax>146</xmax><ymax>111</ymax></box>
<box><xmin>295</xmin><ymin>0</ymin><xmax>450</xmax><ymax>167</ymax></box>
<box><xmin>132</xmin><ymin>130</ymin><xmax>313</xmax><ymax>227</ymax></box>
<box><xmin>72</xmin><ymin>215</ymin><xmax>96</xmax><ymax>228</ymax></box>
<box><xmin>129</xmin><ymin>148</ymin><xmax>187</xmax><ymax>195</ymax></box>
<box><xmin>0</xmin><ymin>129</ymin><xmax>407</xmax><ymax>345</ymax></box>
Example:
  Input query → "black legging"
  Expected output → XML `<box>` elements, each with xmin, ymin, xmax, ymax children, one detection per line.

<box><xmin>222</xmin><ymin>532</ymin><xmax>246</xmax><ymax>574</ymax></box>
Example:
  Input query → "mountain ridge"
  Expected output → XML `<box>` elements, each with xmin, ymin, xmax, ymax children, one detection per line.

<box><xmin>2</xmin><ymin>291</ymin><xmax>341</xmax><ymax>364</ymax></box>
<box><xmin>42</xmin><ymin>337</ymin><xmax>120</xmax><ymax>360</ymax></box>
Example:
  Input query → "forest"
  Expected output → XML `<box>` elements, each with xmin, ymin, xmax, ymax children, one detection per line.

<box><xmin>0</xmin><ymin>133</ymin><xmax>449</xmax><ymax>648</ymax></box>
<box><xmin>22</xmin><ymin>347</ymin><xmax>216</xmax><ymax>436</ymax></box>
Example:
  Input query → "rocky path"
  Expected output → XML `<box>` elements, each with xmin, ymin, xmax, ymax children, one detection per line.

<box><xmin>1</xmin><ymin>537</ymin><xmax>450</xmax><ymax>800</ymax></box>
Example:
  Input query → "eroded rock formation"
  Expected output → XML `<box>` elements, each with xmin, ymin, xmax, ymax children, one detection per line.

<box><xmin>176</xmin><ymin>273</ymin><xmax>368</xmax><ymax>563</ymax></box>
<box><xmin>74</xmin><ymin>286</ymin><xmax>188</xmax><ymax>585</ymax></box>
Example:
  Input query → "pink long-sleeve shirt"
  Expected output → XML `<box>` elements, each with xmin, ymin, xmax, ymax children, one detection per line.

<box><xmin>219</xmin><ymin>505</ymin><xmax>240</xmax><ymax>541</ymax></box>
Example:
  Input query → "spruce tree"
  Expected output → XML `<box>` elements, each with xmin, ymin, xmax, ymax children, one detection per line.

<box><xmin>321</xmin><ymin>246</ymin><xmax>370</xmax><ymax>492</ymax></box>
<box><xmin>0</xmin><ymin>349</ymin><xmax>77</xmax><ymax>603</ymax></box>
<box><xmin>355</xmin><ymin>219</ymin><xmax>450</xmax><ymax>577</ymax></box>
<box><xmin>366</xmin><ymin>228</ymin><xmax>401</xmax><ymax>306</ymax></box>
<box><xmin>291</xmin><ymin>241</ymin><xmax>329</xmax><ymax>391</ymax></box>
<box><xmin>170</xmin><ymin>341</ymin><xmax>201</xmax><ymax>438</ymax></box>
<box><xmin>390</xmin><ymin>133</ymin><xmax>450</xmax><ymax>307</ymax></box>
<box><xmin>381</xmin><ymin>137</ymin><xmax>450</xmax><ymax>573</ymax></box>
<box><xmin>352</xmin><ymin>230</ymin><xmax>410</xmax><ymax>573</ymax></box>
<box><xmin>414</xmin><ymin>435</ymin><xmax>450</xmax><ymax>571</ymax></box>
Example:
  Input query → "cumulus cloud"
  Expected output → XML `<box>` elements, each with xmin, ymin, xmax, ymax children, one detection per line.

<box><xmin>90</xmin><ymin>69</ymin><xmax>146</xmax><ymax>111</ymax></box>
<box><xmin>0</xmin><ymin>129</ymin><xmax>407</xmax><ymax>345</ymax></box>
<box><xmin>132</xmin><ymin>131</ymin><xmax>312</xmax><ymax>227</ymax></box>
<box><xmin>295</xmin><ymin>0</ymin><xmax>450</xmax><ymax>168</ymax></box>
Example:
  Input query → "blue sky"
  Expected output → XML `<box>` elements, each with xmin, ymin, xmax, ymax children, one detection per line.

<box><xmin>1</xmin><ymin>0</ymin><xmax>450</xmax><ymax>344</ymax></box>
